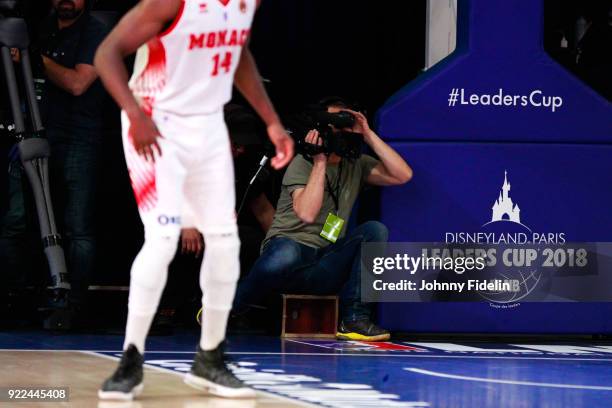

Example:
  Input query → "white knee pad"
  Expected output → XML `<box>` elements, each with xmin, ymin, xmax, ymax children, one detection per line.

<box><xmin>128</xmin><ymin>232</ymin><xmax>180</xmax><ymax>315</ymax></box>
<box><xmin>200</xmin><ymin>230</ymin><xmax>241</xmax><ymax>311</ymax></box>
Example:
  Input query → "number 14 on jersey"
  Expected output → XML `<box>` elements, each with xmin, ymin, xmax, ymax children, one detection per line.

<box><xmin>212</xmin><ymin>52</ymin><xmax>233</xmax><ymax>76</ymax></box>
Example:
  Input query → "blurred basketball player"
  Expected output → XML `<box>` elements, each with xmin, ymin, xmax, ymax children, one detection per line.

<box><xmin>94</xmin><ymin>0</ymin><xmax>293</xmax><ymax>400</ymax></box>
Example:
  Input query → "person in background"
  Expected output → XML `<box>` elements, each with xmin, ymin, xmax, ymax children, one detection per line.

<box><xmin>37</xmin><ymin>0</ymin><xmax>109</xmax><ymax>323</ymax></box>
<box><xmin>232</xmin><ymin>97</ymin><xmax>413</xmax><ymax>342</ymax></box>
<box><xmin>1</xmin><ymin>0</ymin><xmax>109</xmax><ymax>328</ymax></box>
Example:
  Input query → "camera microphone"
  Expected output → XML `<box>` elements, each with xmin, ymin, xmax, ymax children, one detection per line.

<box><xmin>249</xmin><ymin>155</ymin><xmax>269</xmax><ymax>185</ymax></box>
<box><xmin>237</xmin><ymin>154</ymin><xmax>269</xmax><ymax>216</ymax></box>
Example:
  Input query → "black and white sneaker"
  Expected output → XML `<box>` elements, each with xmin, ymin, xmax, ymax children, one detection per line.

<box><xmin>184</xmin><ymin>343</ymin><xmax>255</xmax><ymax>398</ymax></box>
<box><xmin>98</xmin><ymin>344</ymin><xmax>144</xmax><ymax>401</ymax></box>
<box><xmin>336</xmin><ymin>319</ymin><xmax>391</xmax><ymax>342</ymax></box>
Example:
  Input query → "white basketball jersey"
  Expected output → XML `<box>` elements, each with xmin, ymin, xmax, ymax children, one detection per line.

<box><xmin>129</xmin><ymin>0</ymin><xmax>256</xmax><ymax>116</ymax></box>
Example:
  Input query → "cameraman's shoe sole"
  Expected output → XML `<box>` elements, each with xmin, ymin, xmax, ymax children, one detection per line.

<box><xmin>98</xmin><ymin>383</ymin><xmax>143</xmax><ymax>401</ymax></box>
<box><xmin>184</xmin><ymin>373</ymin><xmax>256</xmax><ymax>398</ymax></box>
<box><xmin>336</xmin><ymin>331</ymin><xmax>391</xmax><ymax>342</ymax></box>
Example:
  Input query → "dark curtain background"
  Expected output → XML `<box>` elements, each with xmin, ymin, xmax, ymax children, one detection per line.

<box><xmin>249</xmin><ymin>0</ymin><xmax>426</xmax><ymax>116</ymax></box>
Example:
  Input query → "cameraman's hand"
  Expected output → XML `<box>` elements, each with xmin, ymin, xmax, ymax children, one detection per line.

<box><xmin>343</xmin><ymin>109</ymin><xmax>373</xmax><ymax>137</ymax></box>
<box><xmin>267</xmin><ymin>123</ymin><xmax>294</xmax><ymax>170</ymax></box>
<box><xmin>305</xmin><ymin>130</ymin><xmax>326</xmax><ymax>165</ymax></box>
<box><xmin>128</xmin><ymin>109</ymin><xmax>163</xmax><ymax>163</ymax></box>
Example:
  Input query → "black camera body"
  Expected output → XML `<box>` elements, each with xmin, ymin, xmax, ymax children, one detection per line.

<box><xmin>290</xmin><ymin>110</ymin><xmax>364</xmax><ymax>160</ymax></box>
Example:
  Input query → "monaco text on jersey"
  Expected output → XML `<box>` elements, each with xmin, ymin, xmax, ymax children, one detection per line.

<box><xmin>188</xmin><ymin>29</ymin><xmax>251</xmax><ymax>50</ymax></box>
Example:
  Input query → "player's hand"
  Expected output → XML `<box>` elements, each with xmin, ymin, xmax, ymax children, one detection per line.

<box><xmin>267</xmin><ymin>122</ymin><xmax>294</xmax><ymax>169</ymax></box>
<box><xmin>128</xmin><ymin>110</ymin><xmax>163</xmax><ymax>163</ymax></box>
<box><xmin>305</xmin><ymin>129</ymin><xmax>326</xmax><ymax>165</ymax></box>
<box><xmin>181</xmin><ymin>228</ymin><xmax>203</xmax><ymax>257</ymax></box>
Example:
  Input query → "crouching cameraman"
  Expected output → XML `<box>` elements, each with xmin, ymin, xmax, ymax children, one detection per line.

<box><xmin>232</xmin><ymin>98</ymin><xmax>412</xmax><ymax>341</ymax></box>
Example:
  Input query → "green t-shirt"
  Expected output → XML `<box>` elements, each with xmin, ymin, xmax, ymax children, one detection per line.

<box><xmin>263</xmin><ymin>154</ymin><xmax>380</xmax><ymax>250</ymax></box>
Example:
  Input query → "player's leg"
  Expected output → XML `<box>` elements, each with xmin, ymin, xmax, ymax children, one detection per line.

<box><xmin>99</xmin><ymin>112</ymin><xmax>187</xmax><ymax>401</ymax></box>
<box><xmin>182</xmin><ymin>116</ymin><xmax>255</xmax><ymax>398</ymax></box>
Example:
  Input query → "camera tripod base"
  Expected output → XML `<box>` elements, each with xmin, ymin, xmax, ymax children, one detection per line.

<box><xmin>40</xmin><ymin>288</ymin><xmax>74</xmax><ymax>331</ymax></box>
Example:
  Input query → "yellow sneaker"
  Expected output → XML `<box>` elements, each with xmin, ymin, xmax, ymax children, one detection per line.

<box><xmin>336</xmin><ymin>320</ymin><xmax>391</xmax><ymax>342</ymax></box>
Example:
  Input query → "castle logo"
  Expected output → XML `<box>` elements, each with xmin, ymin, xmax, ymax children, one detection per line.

<box><xmin>482</xmin><ymin>170</ymin><xmax>532</xmax><ymax>232</ymax></box>
<box><xmin>445</xmin><ymin>170</ymin><xmax>565</xmax><ymax>245</ymax></box>
<box><xmin>491</xmin><ymin>170</ymin><xmax>520</xmax><ymax>223</ymax></box>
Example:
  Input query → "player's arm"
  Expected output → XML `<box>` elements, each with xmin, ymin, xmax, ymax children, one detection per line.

<box><xmin>234</xmin><ymin>41</ymin><xmax>293</xmax><ymax>169</ymax></box>
<box><xmin>94</xmin><ymin>0</ymin><xmax>179</xmax><ymax>118</ymax></box>
<box><xmin>94</xmin><ymin>0</ymin><xmax>181</xmax><ymax>161</ymax></box>
<box><xmin>234</xmin><ymin>48</ymin><xmax>279</xmax><ymax>134</ymax></box>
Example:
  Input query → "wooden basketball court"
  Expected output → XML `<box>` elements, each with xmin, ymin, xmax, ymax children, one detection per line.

<box><xmin>0</xmin><ymin>350</ymin><xmax>306</xmax><ymax>407</ymax></box>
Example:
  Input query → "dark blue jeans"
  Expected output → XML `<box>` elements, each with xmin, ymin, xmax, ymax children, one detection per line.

<box><xmin>0</xmin><ymin>160</ymin><xmax>30</xmax><ymax>290</ymax></box>
<box><xmin>48</xmin><ymin>128</ymin><xmax>101</xmax><ymax>306</ymax></box>
<box><xmin>233</xmin><ymin>221</ymin><xmax>389</xmax><ymax>323</ymax></box>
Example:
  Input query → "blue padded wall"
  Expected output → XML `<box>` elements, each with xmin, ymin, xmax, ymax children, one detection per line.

<box><xmin>375</xmin><ymin>0</ymin><xmax>612</xmax><ymax>334</ymax></box>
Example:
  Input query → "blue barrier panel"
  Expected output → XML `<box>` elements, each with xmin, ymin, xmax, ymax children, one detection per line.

<box><xmin>381</xmin><ymin>143</ymin><xmax>612</xmax><ymax>243</ymax></box>
<box><xmin>377</xmin><ymin>143</ymin><xmax>612</xmax><ymax>333</ymax></box>
<box><xmin>376</xmin><ymin>0</ymin><xmax>612</xmax><ymax>334</ymax></box>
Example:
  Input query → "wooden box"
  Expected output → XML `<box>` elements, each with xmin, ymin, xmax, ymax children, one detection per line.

<box><xmin>281</xmin><ymin>295</ymin><xmax>339</xmax><ymax>338</ymax></box>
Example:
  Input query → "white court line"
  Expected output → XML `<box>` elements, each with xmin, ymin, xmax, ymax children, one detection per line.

<box><xmin>2</xmin><ymin>349</ymin><xmax>612</xmax><ymax>362</ymax></box>
<box><xmin>285</xmin><ymin>339</ymin><xmax>338</xmax><ymax>350</ymax></box>
<box><xmin>84</xmin><ymin>351</ymin><xmax>319</xmax><ymax>408</ymax></box>
<box><xmin>405</xmin><ymin>367</ymin><xmax>612</xmax><ymax>391</ymax></box>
